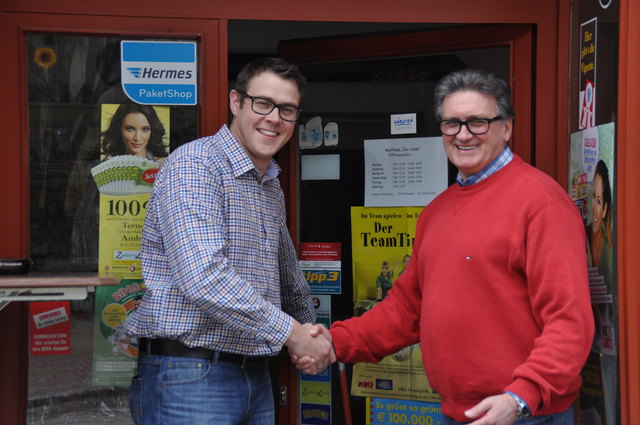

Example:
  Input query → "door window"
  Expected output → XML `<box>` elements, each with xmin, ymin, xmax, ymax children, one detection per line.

<box><xmin>292</xmin><ymin>47</ymin><xmax>509</xmax><ymax>424</ymax></box>
<box><xmin>26</xmin><ymin>33</ymin><xmax>199</xmax><ymax>424</ymax></box>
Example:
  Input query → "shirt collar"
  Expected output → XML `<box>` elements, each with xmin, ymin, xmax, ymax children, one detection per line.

<box><xmin>456</xmin><ymin>145</ymin><xmax>513</xmax><ymax>186</ymax></box>
<box><xmin>219</xmin><ymin>124</ymin><xmax>281</xmax><ymax>181</ymax></box>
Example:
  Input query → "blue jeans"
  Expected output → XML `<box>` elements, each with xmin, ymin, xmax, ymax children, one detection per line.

<box><xmin>130</xmin><ymin>351</ymin><xmax>274</xmax><ymax>425</ymax></box>
<box><xmin>443</xmin><ymin>405</ymin><xmax>574</xmax><ymax>425</ymax></box>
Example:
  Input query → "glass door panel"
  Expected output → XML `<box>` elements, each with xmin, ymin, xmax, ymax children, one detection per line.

<box><xmin>285</xmin><ymin>38</ymin><xmax>516</xmax><ymax>424</ymax></box>
<box><xmin>25</xmin><ymin>32</ymin><xmax>200</xmax><ymax>425</ymax></box>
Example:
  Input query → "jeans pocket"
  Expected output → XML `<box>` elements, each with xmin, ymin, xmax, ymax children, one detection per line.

<box><xmin>160</xmin><ymin>358</ymin><xmax>211</xmax><ymax>386</ymax></box>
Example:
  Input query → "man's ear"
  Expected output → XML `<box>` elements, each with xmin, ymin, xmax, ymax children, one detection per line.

<box><xmin>229</xmin><ymin>89</ymin><xmax>241</xmax><ymax>116</ymax></box>
<box><xmin>502</xmin><ymin>117</ymin><xmax>514</xmax><ymax>142</ymax></box>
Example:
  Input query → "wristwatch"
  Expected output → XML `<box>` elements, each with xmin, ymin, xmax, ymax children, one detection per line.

<box><xmin>506</xmin><ymin>392</ymin><xmax>531</xmax><ymax>418</ymax></box>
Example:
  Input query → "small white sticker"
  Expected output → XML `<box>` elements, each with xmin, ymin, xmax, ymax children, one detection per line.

<box><xmin>33</xmin><ymin>307</ymin><xmax>69</xmax><ymax>329</ymax></box>
<box><xmin>391</xmin><ymin>113</ymin><xmax>417</xmax><ymax>135</ymax></box>
<box><xmin>324</xmin><ymin>122</ymin><xmax>339</xmax><ymax>146</ymax></box>
<box><xmin>299</xmin><ymin>116</ymin><xmax>323</xmax><ymax>149</ymax></box>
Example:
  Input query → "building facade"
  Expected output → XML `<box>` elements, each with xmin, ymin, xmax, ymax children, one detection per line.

<box><xmin>1</xmin><ymin>0</ymin><xmax>638</xmax><ymax>424</ymax></box>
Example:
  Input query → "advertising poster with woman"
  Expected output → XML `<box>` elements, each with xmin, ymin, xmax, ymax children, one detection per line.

<box><xmin>568</xmin><ymin>122</ymin><xmax>617</xmax><ymax>425</ymax></box>
<box><xmin>92</xmin><ymin>103</ymin><xmax>169</xmax><ymax>386</ymax></box>
<box><xmin>568</xmin><ymin>122</ymin><xmax>616</xmax><ymax>355</ymax></box>
<box><xmin>94</xmin><ymin>103</ymin><xmax>169</xmax><ymax>279</ymax></box>
<box><xmin>99</xmin><ymin>103</ymin><xmax>170</xmax><ymax>165</ymax></box>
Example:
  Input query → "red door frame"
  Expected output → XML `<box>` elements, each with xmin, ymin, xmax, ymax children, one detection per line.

<box><xmin>0</xmin><ymin>11</ymin><xmax>225</xmax><ymax>424</ymax></box>
<box><xmin>617</xmin><ymin>0</ymin><xmax>640</xmax><ymax>423</ymax></box>
<box><xmin>278</xmin><ymin>24</ymin><xmax>534</xmax><ymax>425</ymax></box>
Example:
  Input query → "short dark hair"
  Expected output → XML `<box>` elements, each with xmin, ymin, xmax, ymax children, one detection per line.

<box><xmin>433</xmin><ymin>69</ymin><xmax>515</xmax><ymax>121</ymax></box>
<box><xmin>235</xmin><ymin>57</ymin><xmax>306</xmax><ymax>103</ymax></box>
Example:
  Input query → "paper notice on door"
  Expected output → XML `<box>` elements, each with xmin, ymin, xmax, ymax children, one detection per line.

<box><xmin>364</xmin><ymin>137</ymin><xmax>447</xmax><ymax>207</ymax></box>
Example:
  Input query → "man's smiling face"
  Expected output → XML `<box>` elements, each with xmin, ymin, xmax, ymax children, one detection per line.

<box><xmin>441</xmin><ymin>90</ymin><xmax>513</xmax><ymax>180</ymax></box>
<box><xmin>229</xmin><ymin>71</ymin><xmax>300</xmax><ymax>175</ymax></box>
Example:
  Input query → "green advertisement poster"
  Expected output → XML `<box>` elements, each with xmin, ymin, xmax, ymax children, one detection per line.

<box><xmin>92</xmin><ymin>279</ymin><xmax>145</xmax><ymax>386</ymax></box>
<box><xmin>92</xmin><ymin>192</ymin><xmax>151</xmax><ymax>385</ymax></box>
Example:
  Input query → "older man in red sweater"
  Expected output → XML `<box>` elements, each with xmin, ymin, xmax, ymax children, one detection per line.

<box><xmin>299</xmin><ymin>69</ymin><xmax>594</xmax><ymax>425</ymax></box>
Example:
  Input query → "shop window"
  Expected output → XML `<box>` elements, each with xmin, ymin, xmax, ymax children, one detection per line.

<box><xmin>27</xmin><ymin>34</ymin><xmax>199</xmax><ymax>272</ymax></box>
<box><xmin>25</xmin><ymin>33</ymin><xmax>199</xmax><ymax>424</ymax></box>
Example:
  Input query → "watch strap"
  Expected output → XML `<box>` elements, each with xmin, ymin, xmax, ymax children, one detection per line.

<box><xmin>505</xmin><ymin>391</ymin><xmax>531</xmax><ymax>418</ymax></box>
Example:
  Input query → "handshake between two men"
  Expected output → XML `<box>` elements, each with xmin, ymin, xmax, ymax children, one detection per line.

<box><xmin>285</xmin><ymin>322</ymin><xmax>335</xmax><ymax>374</ymax></box>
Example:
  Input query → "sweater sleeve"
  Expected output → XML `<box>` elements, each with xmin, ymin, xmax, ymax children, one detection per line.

<box><xmin>505</xmin><ymin>197</ymin><xmax>594</xmax><ymax>414</ymax></box>
<box><xmin>330</xmin><ymin>231</ymin><xmax>424</xmax><ymax>363</ymax></box>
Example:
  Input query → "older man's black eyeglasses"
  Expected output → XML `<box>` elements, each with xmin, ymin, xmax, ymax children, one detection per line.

<box><xmin>236</xmin><ymin>90</ymin><xmax>302</xmax><ymax>122</ymax></box>
<box><xmin>438</xmin><ymin>116</ymin><xmax>503</xmax><ymax>136</ymax></box>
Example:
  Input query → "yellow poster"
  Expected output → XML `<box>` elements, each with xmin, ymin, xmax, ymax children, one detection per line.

<box><xmin>350</xmin><ymin>206</ymin><xmax>440</xmax><ymax>403</ymax></box>
<box><xmin>350</xmin><ymin>344</ymin><xmax>440</xmax><ymax>403</ymax></box>
<box><xmin>98</xmin><ymin>193</ymin><xmax>149</xmax><ymax>279</ymax></box>
<box><xmin>351</xmin><ymin>207</ymin><xmax>421</xmax><ymax>303</ymax></box>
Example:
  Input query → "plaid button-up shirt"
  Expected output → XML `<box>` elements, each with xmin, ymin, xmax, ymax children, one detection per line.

<box><xmin>126</xmin><ymin>125</ymin><xmax>315</xmax><ymax>355</ymax></box>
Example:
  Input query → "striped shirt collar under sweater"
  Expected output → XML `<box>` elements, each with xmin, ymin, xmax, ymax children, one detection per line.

<box><xmin>456</xmin><ymin>144</ymin><xmax>514</xmax><ymax>186</ymax></box>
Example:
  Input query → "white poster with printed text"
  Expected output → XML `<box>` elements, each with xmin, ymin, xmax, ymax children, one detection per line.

<box><xmin>364</xmin><ymin>137</ymin><xmax>447</xmax><ymax>207</ymax></box>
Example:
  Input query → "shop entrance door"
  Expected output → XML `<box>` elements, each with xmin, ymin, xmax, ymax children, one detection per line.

<box><xmin>279</xmin><ymin>24</ymin><xmax>533</xmax><ymax>425</ymax></box>
<box><xmin>0</xmin><ymin>11</ymin><xmax>224</xmax><ymax>424</ymax></box>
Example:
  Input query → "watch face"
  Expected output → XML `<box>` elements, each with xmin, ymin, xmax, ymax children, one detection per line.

<box><xmin>517</xmin><ymin>402</ymin><xmax>531</xmax><ymax>417</ymax></box>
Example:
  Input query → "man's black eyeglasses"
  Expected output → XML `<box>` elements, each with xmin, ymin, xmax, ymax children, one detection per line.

<box><xmin>236</xmin><ymin>90</ymin><xmax>302</xmax><ymax>122</ymax></box>
<box><xmin>438</xmin><ymin>116</ymin><xmax>503</xmax><ymax>136</ymax></box>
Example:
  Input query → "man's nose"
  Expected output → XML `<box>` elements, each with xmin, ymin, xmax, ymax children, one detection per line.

<box><xmin>457</xmin><ymin>123</ymin><xmax>474</xmax><ymax>139</ymax></box>
<box><xmin>265</xmin><ymin>107</ymin><xmax>282</xmax><ymax>122</ymax></box>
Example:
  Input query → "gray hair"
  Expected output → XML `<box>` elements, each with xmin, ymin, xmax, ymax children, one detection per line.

<box><xmin>433</xmin><ymin>69</ymin><xmax>515</xmax><ymax>121</ymax></box>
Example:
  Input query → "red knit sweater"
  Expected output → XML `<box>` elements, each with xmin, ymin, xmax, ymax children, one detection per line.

<box><xmin>331</xmin><ymin>156</ymin><xmax>594</xmax><ymax>421</ymax></box>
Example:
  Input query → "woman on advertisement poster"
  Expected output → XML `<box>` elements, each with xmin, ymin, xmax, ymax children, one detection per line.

<box><xmin>587</xmin><ymin>159</ymin><xmax>615</xmax><ymax>354</ymax></box>
<box><xmin>588</xmin><ymin>160</ymin><xmax>613</xmax><ymax>284</ymax></box>
<box><xmin>101</xmin><ymin>103</ymin><xmax>169</xmax><ymax>166</ymax></box>
<box><xmin>91</xmin><ymin>104</ymin><xmax>170</xmax><ymax>196</ymax></box>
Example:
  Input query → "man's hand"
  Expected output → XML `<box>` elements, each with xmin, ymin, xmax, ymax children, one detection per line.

<box><xmin>286</xmin><ymin>322</ymin><xmax>336</xmax><ymax>374</ymax></box>
<box><xmin>463</xmin><ymin>393</ymin><xmax>519</xmax><ymax>425</ymax></box>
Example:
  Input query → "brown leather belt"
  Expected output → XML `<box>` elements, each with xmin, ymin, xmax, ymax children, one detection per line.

<box><xmin>138</xmin><ymin>338</ymin><xmax>266</xmax><ymax>365</ymax></box>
